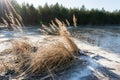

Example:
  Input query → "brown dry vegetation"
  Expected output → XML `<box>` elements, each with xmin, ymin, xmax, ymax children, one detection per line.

<box><xmin>14</xmin><ymin>17</ymin><xmax>79</xmax><ymax>78</ymax></box>
<box><xmin>0</xmin><ymin>16</ymin><xmax>79</xmax><ymax>80</ymax></box>
<box><xmin>0</xmin><ymin>1</ymin><xmax>80</xmax><ymax>79</ymax></box>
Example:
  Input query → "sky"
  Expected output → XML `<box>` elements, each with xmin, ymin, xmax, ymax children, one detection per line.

<box><xmin>17</xmin><ymin>0</ymin><xmax>120</xmax><ymax>11</ymax></box>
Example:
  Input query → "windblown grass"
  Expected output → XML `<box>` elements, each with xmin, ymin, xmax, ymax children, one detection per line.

<box><xmin>11</xmin><ymin>40</ymin><xmax>32</xmax><ymax>63</ymax></box>
<box><xmin>22</xmin><ymin>43</ymin><xmax>75</xmax><ymax>75</ymax></box>
<box><xmin>16</xmin><ymin>18</ymin><xmax>79</xmax><ymax>79</ymax></box>
<box><xmin>0</xmin><ymin>1</ymin><xmax>79</xmax><ymax>79</ymax></box>
<box><xmin>39</xmin><ymin>14</ymin><xmax>77</xmax><ymax>36</ymax></box>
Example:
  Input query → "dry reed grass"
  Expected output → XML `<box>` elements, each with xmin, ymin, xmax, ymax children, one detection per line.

<box><xmin>0</xmin><ymin>1</ymin><xmax>80</xmax><ymax>78</ymax></box>
<box><xmin>0</xmin><ymin>0</ymin><xmax>23</xmax><ymax>33</ymax></box>
<box><xmin>10</xmin><ymin>39</ymin><xmax>34</xmax><ymax>65</ymax></box>
<box><xmin>73</xmin><ymin>14</ymin><xmax>77</xmax><ymax>27</ymax></box>
<box><xmin>0</xmin><ymin>61</ymin><xmax>6</xmax><ymax>73</ymax></box>
<box><xmin>39</xmin><ymin>15</ymin><xmax>79</xmax><ymax>53</ymax></box>
<box><xmin>9</xmin><ymin>16</ymin><xmax>79</xmax><ymax>79</ymax></box>
<box><xmin>39</xmin><ymin>14</ymin><xmax>77</xmax><ymax>36</ymax></box>
<box><xmin>11</xmin><ymin>40</ymin><xmax>32</xmax><ymax>54</ymax></box>
<box><xmin>66</xmin><ymin>19</ymin><xmax>70</xmax><ymax>26</ymax></box>
<box><xmin>15</xmin><ymin>16</ymin><xmax>79</xmax><ymax>78</ymax></box>
<box><xmin>22</xmin><ymin>43</ymin><xmax>75</xmax><ymax>75</ymax></box>
<box><xmin>8</xmin><ymin>17</ymin><xmax>79</xmax><ymax>79</ymax></box>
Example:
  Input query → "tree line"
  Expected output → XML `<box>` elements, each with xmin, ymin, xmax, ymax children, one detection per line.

<box><xmin>0</xmin><ymin>0</ymin><xmax>120</xmax><ymax>26</ymax></box>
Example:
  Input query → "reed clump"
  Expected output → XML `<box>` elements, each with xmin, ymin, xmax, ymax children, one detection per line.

<box><xmin>1</xmin><ymin>1</ymin><xmax>79</xmax><ymax>77</ymax></box>
<box><xmin>21</xmin><ymin>43</ymin><xmax>74</xmax><ymax>75</ymax></box>
<box><xmin>16</xmin><ymin>16</ymin><xmax>79</xmax><ymax>78</ymax></box>
<box><xmin>6</xmin><ymin>36</ymin><xmax>78</xmax><ymax>78</ymax></box>
<box><xmin>11</xmin><ymin>40</ymin><xmax>32</xmax><ymax>54</ymax></box>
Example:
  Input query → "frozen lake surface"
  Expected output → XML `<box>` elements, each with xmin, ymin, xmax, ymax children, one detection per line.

<box><xmin>1</xmin><ymin>26</ymin><xmax>120</xmax><ymax>53</ymax></box>
<box><xmin>69</xmin><ymin>26</ymin><xmax>120</xmax><ymax>54</ymax></box>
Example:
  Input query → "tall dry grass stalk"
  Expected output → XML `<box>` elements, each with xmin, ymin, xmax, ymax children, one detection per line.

<box><xmin>73</xmin><ymin>14</ymin><xmax>77</xmax><ymax>27</ymax></box>
<box><xmin>0</xmin><ymin>0</ymin><xmax>23</xmax><ymax>33</ymax></box>
<box><xmin>1</xmin><ymin>17</ymin><xmax>8</xmax><ymax>27</ymax></box>
<box><xmin>66</xmin><ymin>19</ymin><xmax>70</xmax><ymax>26</ymax></box>
<box><xmin>4</xmin><ymin>0</ymin><xmax>23</xmax><ymax>26</ymax></box>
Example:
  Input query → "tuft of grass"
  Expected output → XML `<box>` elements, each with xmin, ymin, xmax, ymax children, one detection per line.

<box><xmin>22</xmin><ymin>42</ymin><xmax>75</xmax><ymax>75</ymax></box>
<box><xmin>17</xmin><ymin>16</ymin><xmax>80</xmax><ymax>77</ymax></box>
<box><xmin>9</xmin><ymin>39</ymin><xmax>38</xmax><ymax>74</ymax></box>
<box><xmin>11</xmin><ymin>40</ymin><xmax>32</xmax><ymax>54</ymax></box>
<box><xmin>0</xmin><ymin>4</ymin><xmax>80</xmax><ymax>78</ymax></box>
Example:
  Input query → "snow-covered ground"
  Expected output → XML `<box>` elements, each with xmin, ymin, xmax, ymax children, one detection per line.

<box><xmin>0</xmin><ymin>27</ymin><xmax>120</xmax><ymax>80</ymax></box>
